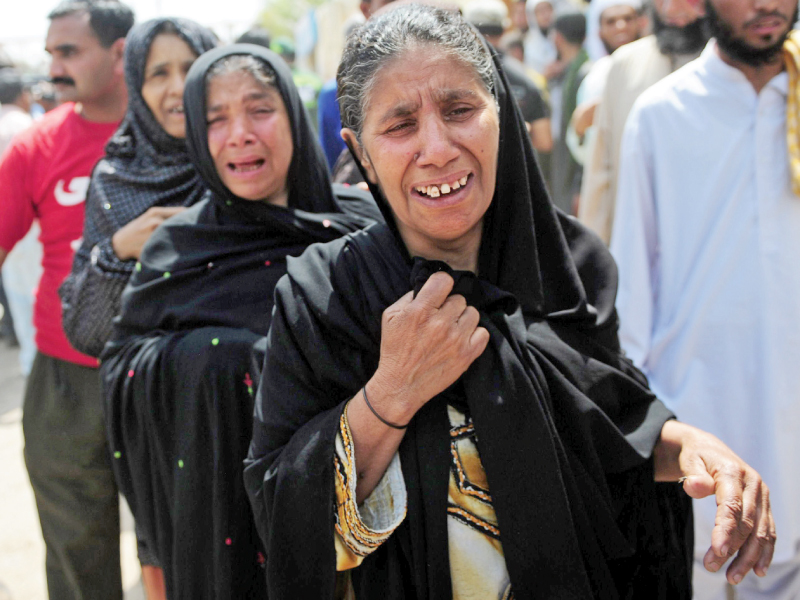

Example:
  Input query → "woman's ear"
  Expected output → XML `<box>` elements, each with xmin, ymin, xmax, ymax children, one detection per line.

<box><xmin>341</xmin><ymin>128</ymin><xmax>377</xmax><ymax>185</ymax></box>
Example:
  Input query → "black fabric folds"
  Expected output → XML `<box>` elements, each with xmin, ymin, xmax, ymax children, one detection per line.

<box><xmin>244</xmin><ymin>13</ymin><xmax>692</xmax><ymax>600</ymax></box>
<box><xmin>101</xmin><ymin>44</ymin><xmax>379</xmax><ymax>599</ymax></box>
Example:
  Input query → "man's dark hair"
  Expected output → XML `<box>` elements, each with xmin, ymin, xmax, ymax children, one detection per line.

<box><xmin>554</xmin><ymin>13</ymin><xmax>586</xmax><ymax>45</ymax></box>
<box><xmin>236</xmin><ymin>27</ymin><xmax>272</xmax><ymax>48</ymax></box>
<box><xmin>0</xmin><ymin>70</ymin><xmax>25</xmax><ymax>104</ymax></box>
<box><xmin>48</xmin><ymin>0</ymin><xmax>134</xmax><ymax>48</ymax></box>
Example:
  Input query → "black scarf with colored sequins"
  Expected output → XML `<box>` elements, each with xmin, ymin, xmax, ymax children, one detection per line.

<box><xmin>101</xmin><ymin>44</ymin><xmax>379</xmax><ymax>599</ymax></box>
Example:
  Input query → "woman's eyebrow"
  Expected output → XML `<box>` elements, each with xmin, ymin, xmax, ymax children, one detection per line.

<box><xmin>146</xmin><ymin>61</ymin><xmax>169</xmax><ymax>74</ymax></box>
<box><xmin>377</xmin><ymin>101</ymin><xmax>420</xmax><ymax>126</ymax></box>
<box><xmin>433</xmin><ymin>88</ymin><xmax>479</xmax><ymax>103</ymax></box>
<box><xmin>242</xmin><ymin>91</ymin><xmax>270</xmax><ymax>102</ymax></box>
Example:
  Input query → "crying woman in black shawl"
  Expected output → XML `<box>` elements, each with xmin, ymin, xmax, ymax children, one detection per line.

<box><xmin>244</xmin><ymin>5</ymin><xmax>775</xmax><ymax>600</ymax></box>
<box><xmin>100</xmin><ymin>44</ymin><xmax>379</xmax><ymax>599</ymax></box>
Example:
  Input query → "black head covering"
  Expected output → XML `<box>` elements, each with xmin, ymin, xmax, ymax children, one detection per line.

<box><xmin>246</xmin><ymin>6</ymin><xmax>691</xmax><ymax>599</ymax></box>
<box><xmin>350</xmin><ymin>13</ymin><xmax>612</xmax><ymax>332</ymax></box>
<box><xmin>96</xmin><ymin>18</ymin><xmax>218</xmax><ymax>211</ymax></box>
<box><xmin>110</xmin><ymin>44</ymin><xmax>378</xmax><ymax>338</ymax></box>
<box><xmin>183</xmin><ymin>44</ymin><xmax>358</xmax><ymax>225</ymax></box>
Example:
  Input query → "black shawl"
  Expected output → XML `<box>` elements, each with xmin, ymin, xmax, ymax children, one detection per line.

<box><xmin>244</xmin><ymin>17</ymin><xmax>692</xmax><ymax>600</ymax></box>
<box><xmin>60</xmin><ymin>18</ymin><xmax>217</xmax><ymax>357</ymax></box>
<box><xmin>101</xmin><ymin>44</ymin><xmax>379</xmax><ymax>599</ymax></box>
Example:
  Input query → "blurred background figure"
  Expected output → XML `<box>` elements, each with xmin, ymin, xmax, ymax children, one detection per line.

<box><xmin>548</xmin><ymin>11</ymin><xmax>588</xmax><ymax>214</ymax></box>
<box><xmin>30</xmin><ymin>81</ymin><xmax>60</xmax><ymax>118</ymax></box>
<box><xmin>510</xmin><ymin>0</ymin><xmax>529</xmax><ymax>35</ymax></box>
<box><xmin>271</xmin><ymin>36</ymin><xmax>323</xmax><ymax>128</ymax></box>
<box><xmin>578</xmin><ymin>0</ymin><xmax>708</xmax><ymax>243</ymax></box>
<box><xmin>524</xmin><ymin>0</ymin><xmax>558</xmax><ymax>74</ymax></box>
<box><xmin>0</xmin><ymin>68</ymin><xmax>40</xmax><ymax>376</ymax></box>
<box><xmin>566</xmin><ymin>0</ymin><xmax>645</xmax><ymax>175</ymax></box>
<box><xmin>0</xmin><ymin>69</ymin><xmax>33</xmax><ymax>148</ymax></box>
<box><xmin>317</xmin><ymin>13</ymin><xmax>365</xmax><ymax>170</ymax></box>
<box><xmin>464</xmin><ymin>0</ymin><xmax>552</xmax><ymax>153</ymax></box>
<box><xmin>0</xmin><ymin>69</ymin><xmax>34</xmax><ymax>353</ymax></box>
<box><xmin>235</xmin><ymin>25</ymin><xmax>271</xmax><ymax>48</ymax></box>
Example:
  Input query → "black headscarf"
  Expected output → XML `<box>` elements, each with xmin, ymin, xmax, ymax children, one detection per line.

<box><xmin>96</xmin><ymin>18</ymin><xmax>218</xmax><ymax>214</ymax></box>
<box><xmin>102</xmin><ymin>44</ymin><xmax>379</xmax><ymax>599</ymax></box>
<box><xmin>109</xmin><ymin>44</ymin><xmax>379</xmax><ymax>339</ymax></box>
<box><xmin>245</xmin><ymin>6</ymin><xmax>691</xmax><ymax>599</ymax></box>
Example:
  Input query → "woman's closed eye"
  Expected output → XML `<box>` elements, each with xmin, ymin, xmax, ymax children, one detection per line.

<box><xmin>251</xmin><ymin>106</ymin><xmax>276</xmax><ymax>118</ymax></box>
<box><xmin>389</xmin><ymin>121</ymin><xmax>414</xmax><ymax>134</ymax></box>
<box><xmin>445</xmin><ymin>105</ymin><xmax>477</xmax><ymax>121</ymax></box>
<box><xmin>147</xmin><ymin>67</ymin><xmax>168</xmax><ymax>80</ymax></box>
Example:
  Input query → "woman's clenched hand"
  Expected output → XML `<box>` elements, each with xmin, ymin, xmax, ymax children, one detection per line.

<box><xmin>368</xmin><ymin>272</ymin><xmax>490</xmax><ymax>426</ymax></box>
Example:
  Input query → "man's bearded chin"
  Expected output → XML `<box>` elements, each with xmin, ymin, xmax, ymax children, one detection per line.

<box><xmin>705</xmin><ymin>0</ymin><xmax>798</xmax><ymax>66</ymax></box>
<box><xmin>652</xmin><ymin>7</ymin><xmax>710</xmax><ymax>55</ymax></box>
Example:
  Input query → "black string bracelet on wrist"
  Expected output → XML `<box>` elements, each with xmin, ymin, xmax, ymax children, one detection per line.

<box><xmin>362</xmin><ymin>387</ymin><xmax>408</xmax><ymax>430</ymax></box>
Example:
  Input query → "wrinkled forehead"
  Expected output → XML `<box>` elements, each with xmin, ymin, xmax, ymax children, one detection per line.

<box><xmin>361</xmin><ymin>45</ymin><xmax>491</xmax><ymax>121</ymax></box>
<box><xmin>205</xmin><ymin>70</ymin><xmax>280</xmax><ymax>109</ymax></box>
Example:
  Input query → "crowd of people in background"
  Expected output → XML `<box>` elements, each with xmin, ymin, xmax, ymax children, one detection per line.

<box><xmin>0</xmin><ymin>0</ymin><xmax>797</xmax><ymax>598</ymax></box>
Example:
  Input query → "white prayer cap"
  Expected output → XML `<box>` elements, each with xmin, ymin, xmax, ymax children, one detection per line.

<box><xmin>592</xmin><ymin>0</ymin><xmax>643</xmax><ymax>22</ymax></box>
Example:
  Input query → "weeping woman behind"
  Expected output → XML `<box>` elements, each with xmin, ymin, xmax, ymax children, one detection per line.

<box><xmin>100</xmin><ymin>44</ymin><xmax>379</xmax><ymax>599</ymax></box>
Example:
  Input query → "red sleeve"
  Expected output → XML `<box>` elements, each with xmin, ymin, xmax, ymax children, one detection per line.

<box><xmin>0</xmin><ymin>140</ymin><xmax>36</xmax><ymax>254</ymax></box>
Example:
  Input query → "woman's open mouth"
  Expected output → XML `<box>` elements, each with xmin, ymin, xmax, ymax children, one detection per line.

<box><xmin>415</xmin><ymin>174</ymin><xmax>470</xmax><ymax>199</ymax></box>
<box><xmin>228</xmin><ymin>159</ymin><xmax>266</xmax><ymax>174</ymax></box>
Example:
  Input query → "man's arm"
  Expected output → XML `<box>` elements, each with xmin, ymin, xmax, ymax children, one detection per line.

<box><xmin>0</xmin><ymin>142</ymin><xmax>36</xmax><ymax>269</ymax></box>
<box><xmin>530</xmin><ymin>117</ymin><xmax>553</xmax><ymax>152</ymax></box>
<box><xmin>577</xmin><ymin>66</ymin><xmax>620</xmax><ymax>244</ymax></box>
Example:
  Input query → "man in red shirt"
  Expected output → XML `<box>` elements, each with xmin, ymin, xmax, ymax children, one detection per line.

<box><xmin>0</xmin><ymin>1</ymin><xmax>133</xmax><ymax>598</ymax></box>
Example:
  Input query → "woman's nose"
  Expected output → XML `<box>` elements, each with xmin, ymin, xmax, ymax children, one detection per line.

<box><xmin>169</xmin><ymin>73</ymin><xmax>185</xmax><ymax>98</ymax></box>
<box><xmin>415</xmin><ymin>116</ymin><xmax>459</xmax><ymax>168</ymax></box>
<box><xmin>227</xmin><ymin>115</ymin><xmax>254</xmax><ymax>146</ymax></box>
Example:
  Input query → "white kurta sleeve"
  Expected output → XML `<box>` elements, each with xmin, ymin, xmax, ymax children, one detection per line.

<box><xmin>609</xmin><ymin>101</ymin><xmax>659</xmax><ymax>369</ymax></box>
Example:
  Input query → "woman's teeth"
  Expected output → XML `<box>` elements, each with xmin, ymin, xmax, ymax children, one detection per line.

<box><xmin>168</xmin><ymin>106</ymin><xmax>184</xmax><ymax>114</ymax></box>
<box><xmin>231</xmin><ymin>160</ymin><xmax>263</xmax><ymax>172</ymax></box>
<box><xmin>416</xmin><ymin>176</ymin><xmax>468</xmax><ymax>198</ymax></box>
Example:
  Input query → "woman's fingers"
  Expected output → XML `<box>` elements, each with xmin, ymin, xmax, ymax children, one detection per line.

<box><xmin>665</xmin><ymin>422</ymin><xmax>776</xmax><ymax>584</ymax></box>
<box><xmin>755</xmin><ymin>487</ymin><xmax>776</xmax><ymax>577</ymax></box>
<box><xmin>375</xmin><ymin>272</ymin><xmax>489</xmax><ymax>414</ymax></box>
<box><xmin>723</xmin><ymin>482</ymin><xmax>775</xmax><ymax>584</ymax></box>
<box><xmin>413</xmin><ymin>271</ymin><xmax>455</xmax><ymax>309</ymax></box>
<box><xmin>702</xmin><ymin>467</ymin><xmax>755</xmax><ymax>573</ymax></box>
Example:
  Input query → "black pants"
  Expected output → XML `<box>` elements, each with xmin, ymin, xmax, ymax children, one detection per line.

<box><xmin>22</xmin><ymin>352</ymin><xmax>122</xmax><ymax>600</ymax></box>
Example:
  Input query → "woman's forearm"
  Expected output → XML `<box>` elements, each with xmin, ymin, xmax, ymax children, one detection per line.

<box><xmin>653</xmin><ymin>419</ymin><xmax>694</xmax><ymax>481</ymax></box>
<box><xmin>347</xmin><ymin>379</ymin><xmax>417</xmax><ymax>504</ymax></box>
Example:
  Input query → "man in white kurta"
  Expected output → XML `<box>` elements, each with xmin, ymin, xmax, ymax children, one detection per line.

<box><xmin>611</xmin><ymin>14</ymin><xmax>800</xmax><ymax>599</ymax></box>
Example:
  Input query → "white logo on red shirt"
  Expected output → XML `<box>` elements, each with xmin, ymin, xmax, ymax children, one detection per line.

<box><xmin>54</xmin><ymin>177</ymin><xmax>90</xmax><ymax>206</ymax></box>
